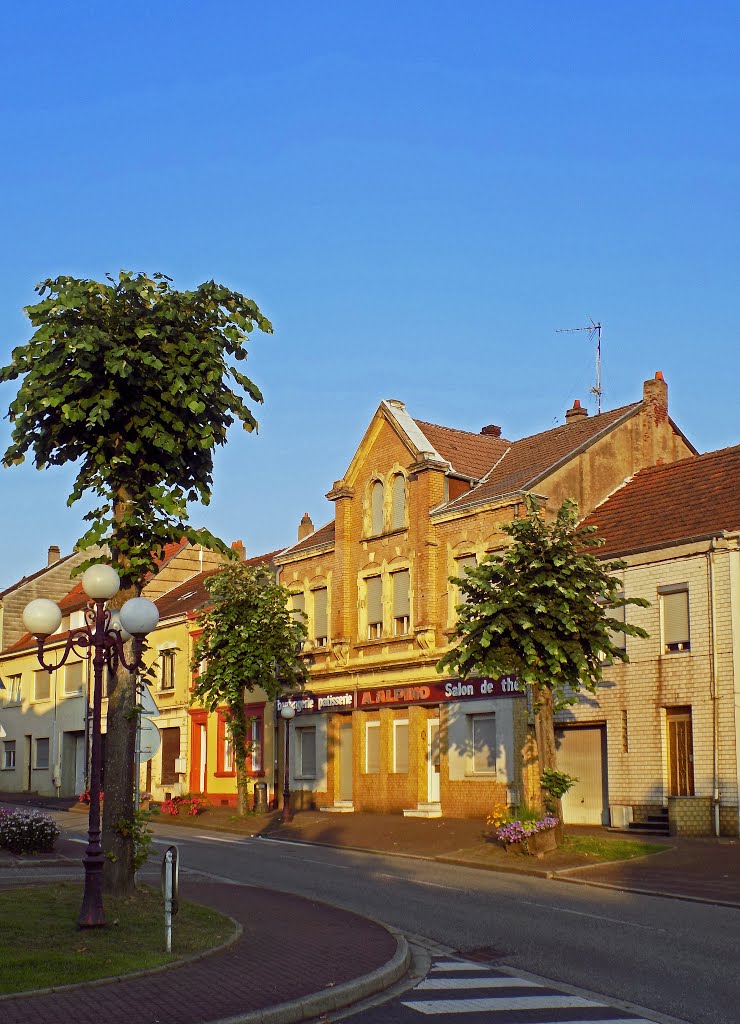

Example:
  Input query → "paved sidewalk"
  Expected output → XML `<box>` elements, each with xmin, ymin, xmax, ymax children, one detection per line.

<box><xmin>0</xmin><ymin>875</ymin><xmax>408</xmax><ymax>1024</ymax></box>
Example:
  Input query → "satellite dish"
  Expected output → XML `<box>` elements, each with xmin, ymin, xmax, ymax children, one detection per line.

<box><xmin>138</xmin><ymin>718</ymin><xmax>161</xmax><ymax>763</ymax></box>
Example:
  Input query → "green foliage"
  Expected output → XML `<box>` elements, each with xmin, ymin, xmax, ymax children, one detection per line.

<box><xmin>0</xmin><ymin>271</ymin><xmax>271</xmax><ymax>588</ymax></box>
<box><xmin>438</xmin><ymin>495</ymin><xmax>649</xmax><ymax>708</ymax></box>
<box><xmin>115</xmin><ymin>810</ymin><xmax>154</xmax><ymax>870</ymax></box>
<box><xmin>191</xmin><ymin>562</ymin><xmax>308</xmax><ymax>773</ymax></box>
<box><xmin>541</xmin><ymin>768</ymin><xmax>578</xmax><ymax>798</ymax></box>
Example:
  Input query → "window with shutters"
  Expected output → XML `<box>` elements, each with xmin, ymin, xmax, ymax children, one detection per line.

<box><xmin>454</xmin><ymin>554</ymin><xmax>477</xmax><ymax>606</ymax></box>
<box><xmin>370</xmin><ymin>480</ymin><xmax>384</xmax><ymax>536</ymax></box>
<box><xmin>33</xmin><ymin>670</ymin><xmax>51</xmax><ymax>702</ymax></box>
<box><xmin>312</xmin><ymin>587</ymin><xmax>328</xmax><ymax>647</ymax></box>
<box><xmin>160</xmin><ymin>650</ymin><xmax>176</xmax><ymax>690</ymax></box>
<box><xmin>660</xmin><ymin>585</ymin><xmax>690</xmax><ymax>653</ymax></box>
<box><xmin>365</xmin><ymin>721</ymin><xmax>380</xmax><ymax>773</ymax></box>
<box><xmin>64</xmin><ymin>660</ymin><xmax>84</xmax><ymax>696</ymax></box>
<box><xmin>216</xmin><ymin>714</ymin><xmax>235</xmax><ymax>775</ymax></box>
<box><xmin>391</xmin><ymin>473</ymin><xmax>406</xmax><ymax>530</ymax></box>
<box><xmin>160</xmin><ymin>727</ymin><xmax>181</xmax><ymax>785</ymax></box>
<box><xmin>34</xmin><ymin>737</ymin><xmax>50</xmax><ymax>770</ymax></box>
<box><xmin>296</xmin><ymin>726</ymin><xmax>317</xmax><ymax>778</ymax></box>
<box><xmin>249</xmin><ymin>716</ymin><xmax>262</xmax><ymax>773</ymax></box>
<box><xmin>392</xmin><ymin>569</ymin><xmax>410</xmax><ymax>635</ymax></box>
<box><xmin>599</xmin><ymin>596</ymin><xmax>626</xmax><ymax>662</ymax></box>
<box><xmin>393</xmin><ymin>720</ymin><xmax>409</xmax><ymax>773</ymax></box>
<box><xmin>470</xmin><ymin>713</ymin><xmax>497</xmax><ymax>774</ymax></box>
<box><xmin>366</xmin><ymin>575</ymin><xmax>383</xmax><ymax>639</ymax></box>
<box><xmin>290</xmin><ymin>591</ymin><xmax>306</xmax><ymax>624</ymax></box>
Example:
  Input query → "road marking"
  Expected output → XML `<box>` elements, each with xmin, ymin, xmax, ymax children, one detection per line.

<box><xmin>417</xmin><ymin>976</ymin><xmax>540</xmax><ymax>989</ymax></box>
<box><xmin>519</xmin><ymin>898</ymin><xmax>664</xmax><ymax>931</ymax></box>
<box><xmin>403</xmin><ymin>994</ymin><xmax>605</xmax><ymax>1013</ymax></box>
<box><xmin>430</xmin><ymin>962</ymin><xmax>492</xmax><ymax>972</ymax></box>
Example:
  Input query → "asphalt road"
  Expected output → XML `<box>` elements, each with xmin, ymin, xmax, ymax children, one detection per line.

<box><xmin>62</xmin><ymin>816</ymin><xmax>738</xmax><ymax>1024</ymax></box>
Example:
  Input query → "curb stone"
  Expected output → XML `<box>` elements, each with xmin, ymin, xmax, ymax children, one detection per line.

<box><xmin>209</xmin><ymin>932</ymin><xmax>411</xmax><ymax>1024</ymax></box>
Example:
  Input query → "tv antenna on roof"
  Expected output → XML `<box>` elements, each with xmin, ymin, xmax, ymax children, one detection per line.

<box><xmin>556</xmin><ymin>318</ymin><xmax>603</xmax><ymax>413</ymax></box>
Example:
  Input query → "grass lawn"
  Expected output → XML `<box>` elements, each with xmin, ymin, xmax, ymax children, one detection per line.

<box><xmin>0</xmin><ymin>882</ymin><xmax>237</xmax><ymax>995</ymax></box>
<box><xmin>562</xmin><ymin>835</ymin><xmax>669</xmax><ymax>860</ymax></box>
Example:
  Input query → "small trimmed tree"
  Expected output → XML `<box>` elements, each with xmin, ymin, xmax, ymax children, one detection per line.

<box><xmin>438</xmin><ymin>495</ymin><xmax>648</xmax><ymax>832</ymax></box>
<box><xmin>0</xmin><ymin>271</ymin><xmax>271</xmax><ymax>892</ymax></box>
<box><xmin>191</xmin><ymin>562</ymin><xmax>308</xmax><ymax>814</ymax></box>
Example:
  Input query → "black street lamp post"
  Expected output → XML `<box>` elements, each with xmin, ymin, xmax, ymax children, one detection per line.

<box><xmin>23</xmin><ymin>564</ymin><xmax>159</xmax><ymax>928</ymax></box>
<box><xmin>280</xmin><ymin>703</ymin><xmax>296</xmax><ymax>823</ymax></box>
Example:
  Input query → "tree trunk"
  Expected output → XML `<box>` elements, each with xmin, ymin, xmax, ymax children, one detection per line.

<box><xmin>102</xmin><ymin>654</ymin><xmax>138</xmax><ymax>895</ymax></box>
<box><xmin>236</xmin><ymin>761</ymin><xmax>249</xmax><ymax>816</ymax></box>
<box><xmin>533</xmin><ymin>683</ymin><xmax>564</xmax><ymax>843</ymax></box>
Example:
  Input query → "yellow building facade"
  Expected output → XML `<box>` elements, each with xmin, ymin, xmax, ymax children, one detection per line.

<box><xmin>275</xmin><ymin>374</ymin><xmax>696</xmax><ymax>818</ymax></box>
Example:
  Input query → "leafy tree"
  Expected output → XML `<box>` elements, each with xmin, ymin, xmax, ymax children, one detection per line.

<box><xmin>0</xmin><ymin>271</ymin><xmax>271</xmax><ymax>892</ymax></box>
<box><xmin>191</xmin><ymin>562</ymin><xmax>308</xmax><ymax>814</ymax></box>
<box><xmin>438</xmin><ymin>495</ymin><xmax>648</xmax><ymax>832</ymax></box>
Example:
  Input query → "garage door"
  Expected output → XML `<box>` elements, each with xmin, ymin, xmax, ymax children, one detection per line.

<box><xmin>555</xmin><ymin>726</ymin><xmax>608</xmax><ymax>825</ymax></box>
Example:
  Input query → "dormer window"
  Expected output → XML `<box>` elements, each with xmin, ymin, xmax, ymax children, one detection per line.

<box><xmin>371</xmin><ymin>481</ymin><xmax>384</xmax><ymax>536</ymax></box>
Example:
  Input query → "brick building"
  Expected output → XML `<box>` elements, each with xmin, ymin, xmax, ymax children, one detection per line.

<box><xmin>273</xmin><ymin>373</ymin><xmax>696</xmax><ymax>819</ymax></box>
<box><xmin>557</xmin><ymin>446</ymin><xmax>740</xmax><ymax>836</ymax></box>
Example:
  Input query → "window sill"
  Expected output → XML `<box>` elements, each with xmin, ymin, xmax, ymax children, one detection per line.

<box><xmin>357</xmin><ymin>635</ymin><xmax>414</xmax><ymax>649</ymax></box>
<box><xmin>1</xmin><ymin>766</ymin><xmax>16</xmax><ymax>771</ymax></box>
<box><xmin>213</xmin><ymin>770</ymin><xmax>236</xmax><ymax>778</ymax></box>
<box><xmin>363</xmin><ymin>526</ymin><xmax>408</xmax><ymax>541</ymax></box>
<box><xmin>294</xmin><ymin>774</ymin><xmax>316</xmax><ymax>781</ymax></box>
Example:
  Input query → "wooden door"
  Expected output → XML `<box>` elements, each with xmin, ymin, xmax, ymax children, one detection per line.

<box><xmin>667</xmin><ymin>708</ymin><xmax>694</xmax><ymax>796</ymax></box>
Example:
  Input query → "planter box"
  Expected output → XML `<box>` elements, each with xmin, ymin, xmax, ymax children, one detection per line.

<box><xmin>503</xmin><ymin>828</ymin><xmax>558</xmax><ymax>858</ymax></box>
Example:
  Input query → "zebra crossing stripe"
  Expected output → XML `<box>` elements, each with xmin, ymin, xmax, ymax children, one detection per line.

<box><xmin>402</xmin><ymin>994</ymin><xmax>606</xmax><ymax>1014</ymax></box>
<box><xmin>429</xmin><ymin>961</ymin><xmax>492</xmax><ymax>972</ymax></box>
<box><xmin>416</xmin><ymin>976</ymin><xmax>541</xmax><ymax>989</ymax></box>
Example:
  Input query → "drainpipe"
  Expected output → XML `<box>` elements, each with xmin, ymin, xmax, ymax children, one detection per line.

<box><xmin>707</xmin><ymin>540</ymin><xmax>720</xmax><ymax>836</ymax></box>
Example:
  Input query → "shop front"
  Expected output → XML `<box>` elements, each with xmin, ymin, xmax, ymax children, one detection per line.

<box><xmin>278</xmin><ymin>676</ymin><xmax>529</xmax><ymax>819</ymax></box>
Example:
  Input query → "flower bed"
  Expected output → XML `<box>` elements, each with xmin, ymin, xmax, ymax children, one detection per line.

<box><xmin>485</xmin><ymin>803</ymin><xmax>559</xmax><ymax>856</ymax></box>
<box><xmin>0</xmin><ymin>809</ymin><xmax>61</xmax><ymax>855</ymax></box>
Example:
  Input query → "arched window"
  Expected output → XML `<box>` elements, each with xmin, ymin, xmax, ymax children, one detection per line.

<box><xmin>371</xmin><ymin>480</ymin><xmax>384</xmax><ymax>535</ymax></box>
<box><xmin>391</xmin><ymin>473</ymin><xmax>406</xmax><ymax>530</ymax></box>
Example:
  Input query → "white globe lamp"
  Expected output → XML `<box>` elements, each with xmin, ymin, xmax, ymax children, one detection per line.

<box><xmin>81</xmin><ymin>564</ymin><xmax>121</xmax><ymax>601</ymax></box>
<box><xmin>23</xmin><ymin>598</ymin><xmax>63</xmax><ymax>638</ymax></box>
<box><xmin>119</xmin><ymin>597</ymin><xmax>159</xmax><ymax>637</ymax></box>
<box><xmin>108</xmin><ymin>610</ymin><xmax>132</xmax><ymax>642</ymax></box>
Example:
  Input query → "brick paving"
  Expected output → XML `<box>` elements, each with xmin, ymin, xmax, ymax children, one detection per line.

<box><xmin>0</xmin><ymin>881</ymin><xmax>399</xmax><ymax>1024</ymax></box>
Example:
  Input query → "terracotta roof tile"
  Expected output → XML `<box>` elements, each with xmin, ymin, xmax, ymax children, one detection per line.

<box><xmin>443</xmin><ymin>402</ymin><xmax>640</xmax><ymax>510</ymax></box>
<box><xmin>413</xmin><ymin>420</ymin><xmax>510</xmax><ymax>479</ymax></box>
<box><xmin>583</xmin><ymin>445</ymin><xmax>740</xmax><ymax>555</ymax></box>
<box><xmin>278</xmin><ymin>521</ymin><xmax>336</xmax><ymax>559</ymax></box>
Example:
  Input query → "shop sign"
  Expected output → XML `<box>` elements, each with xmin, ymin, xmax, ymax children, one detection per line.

<box><xmin>276</xmin><ymin>691</ymin><xmax>355</xmax><ymax>715</ymax></box>
<box><xmin>357</xmin><ymin>676</ymin><xmax>522</xmax><ymax>708</ymax></box>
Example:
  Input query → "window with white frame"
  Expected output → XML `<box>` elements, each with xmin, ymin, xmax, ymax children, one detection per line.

<box><xmin>366</xmin><ymin>575</ymin><xmax>383</xmax><ymax>639</ymax></box>
<box><xmin>392</xmin><ymin>569</ymin><xmax>410</xmax><ymax>635</ymax></box>
<box><xmin>660</xmin><ymin>585</ymin><xmax>690</xmax><ymax>653</ymax></box>
<box><xmin>6</xmin><ymin>674</ymin><xmax>21</xmax><ymax>705</ymax></box>
<box><xmin>393</xmin><ymin>720</ymin><xmax>409</xmax><ymax>773</ymax></box>
<box><xmin>365</xmin><ymin>721</ymin><xmax>380</xmax><ymax>773</ymax></box>
<box><xmin>295</xmin><ymin>725</ymin><xmax>317</xmax><ymax>778</ymax></box>
<box><xmin>159</xmin><ymin>649</ymin><xmax>176</xmax><ymax>690</ymax></box>
<box><xmin>223</xmin><ymin>730</ymin><xmax>234</xmax><ymax>773</ymax></box>
<box><xmin>249</xmin><ymin>717</ymin><xmax>262</xmax><ymax>772</ymax></box>
<box><xmin>2</xmin><ymin>740</ymin><xmax>16</xmax><ymax>769</ymax></box>
<box><xmin>370</xmin><ymin>481</ymin><xmax>384</xmax><ymax>536</ymax></box>
<box><xmin>312</xmin><ymin>587</ymin><xmax>328</xmax><ymax>647</ymax></box>
<box><xmin>34</xmin><ymin>737</ymin><xmax>50</xmax><ymax>770</ymax></box>
<box><xmin>454</xmin><ymin>554</ymin><xmax>477</xmax><ymax>605</ymax></box>
<box><xmin>33</xmin><ymin>670</ymin><xmax>51</xmax><ymax>702</ymax></box>
<box><xmin>470</xmin><ymin>713</ymin><xmax>497</xmax><ymax>774</ymax></box>
<box><xmin>64</xmin><ymin>660</ymin><xmax>84</xmax><ymax>696</ymax></box>
<box><xmin>391</xmin><ymin>473</ymin><xmax>406</xmax><ymax>530</ymax></box>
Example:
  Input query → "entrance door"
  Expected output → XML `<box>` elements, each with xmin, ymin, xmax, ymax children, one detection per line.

<box><xmin>61</xmin><ymin>731</ymin><xmax>86</xmax><ymax>797</ymax></box>
<box><xmin>556</xmin><ymin>726</ymin><xmax>608</xmax><ymax>825</ymax></box>
<box><xmin>338</xmin><ymin>720</ymin><xmax>353</xmax><ymax>802</ymax></box>
<box><xmin>24</xmin><ymin>735</ymin><xmax>32</xmax><ymax>791</ymax></box>
<box><xmin>427</xmin><ymin>720</ymin><xmax>440</xmax><ymax>803</ymax></box>
<box><xmin>667</xmin><ymin>707</ymin><xmax>694</xmax><ymax>796</ymax></box>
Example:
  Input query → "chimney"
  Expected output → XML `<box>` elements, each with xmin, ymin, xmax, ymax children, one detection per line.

<box><xmin>643</xmin><ymin>370</ymin><xmax>668</xmax><ymax>411</ymax></box>
<box><xmin>565</xmin><ymin>399</ymin><xmax>589</xmax><ymax>423</ymax></box>
<box><xmin>47</xmin><ymin>545</ymin><xmax>61</xmax><ymax>566</ymax></box>
<box><xmin>298</xmin><ymin>512</ymin><xmax>314</xmax><ymax>541</ymax></box>
<box><xmin>231</xmin><ymin>540</ymin><xmax>246</xmax><ymax>561</ymax></box>
<box><xmin>480</xmin><ymin>424</ymin><xmax>501</xmax><ymax>438</ymax></box>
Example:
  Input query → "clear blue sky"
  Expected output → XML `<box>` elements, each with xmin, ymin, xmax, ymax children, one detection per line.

<box><xmin>1</xmin><ymin>2</ymin><xmax>737</xmax><ymax>589</ymax></box>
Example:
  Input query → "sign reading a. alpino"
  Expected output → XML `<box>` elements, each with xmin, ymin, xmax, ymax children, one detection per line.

<box><xmin>357</xmin><ymin>676</ymin><xmax>522</xmax><ymax>708</ymax></box>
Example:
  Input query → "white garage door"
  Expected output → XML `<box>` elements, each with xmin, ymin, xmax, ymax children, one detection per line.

<box><xmin>555</xmin><ymin>726</ymin><xmax>608</xmax><ymax>825</ymax></box>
